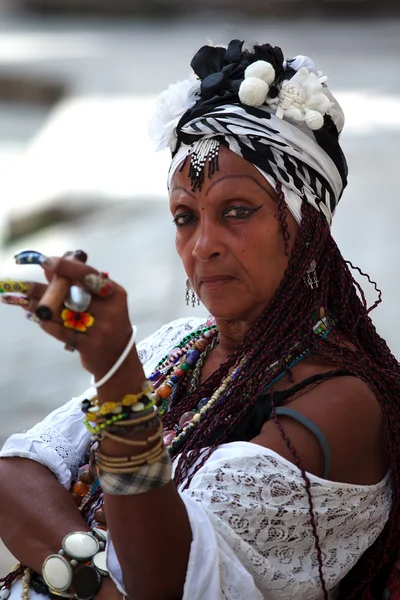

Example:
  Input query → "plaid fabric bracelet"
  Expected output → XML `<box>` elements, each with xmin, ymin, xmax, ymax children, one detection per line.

<box><xmin>98</xmin><ymin>451</ymin><xmax>173</xmax><ymax>495</ymax></box>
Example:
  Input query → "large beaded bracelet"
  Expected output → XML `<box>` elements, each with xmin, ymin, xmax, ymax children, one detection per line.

<box><xmin>42</xmin><ymin>530</ymin><xmax>108</xmax><ymax>599</ymax></box>
<box><xmin>82</xmin><ymin>380</ymin><xmax>157</xmax><ymax>434</ymax></box>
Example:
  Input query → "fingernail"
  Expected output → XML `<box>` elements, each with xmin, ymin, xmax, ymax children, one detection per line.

<box><xmin>26</xmin><ymin>311</ymin><xmax>40</xmax><ymax>323</ymax></box>
<box><xmin>0</xmin><ymin>294</ymin><xmax>29</xmax><ymax>306</ymax></box>
<box><xmin>73</xmin><ymin>250</ymin><xmax>88</xmax><ymax>263</ymax></box>
<box><xmin>0</xmin><ymin>279</ymin><xmax>30</xmax><ymax>294</ymax></box>
<box><xmin>14</xmin><ymin>250</ymin><xmax>50</xmax><ymax>267</ymax></box>
<box><xmin>39</xmin><ymin>256</ymin><xmax>54</xmax><ymax>268</ymax></box>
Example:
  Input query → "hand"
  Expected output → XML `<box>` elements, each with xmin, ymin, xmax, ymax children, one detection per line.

<box><xmin>1</xmin><ymin>251</ymin><xmax>135</xmax><ymax>379</ymax></box>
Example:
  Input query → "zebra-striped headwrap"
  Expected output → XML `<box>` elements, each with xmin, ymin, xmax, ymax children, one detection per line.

<box><xmin>168</xmin><ymin>101</ymin><xmax>347</xmax><ymax>226</ymax></box>
<box><xmin>150</xmin><ymin>41</ymin><xmax>348</xmax><ymax>226</ymax></box>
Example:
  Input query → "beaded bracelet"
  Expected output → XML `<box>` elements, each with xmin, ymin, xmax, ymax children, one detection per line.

<box><xmin>100</xmin><ymin>421</ymin><xmax>163</xmax><ymax>447</ymax></box>
<box><xmin>96</xmin><ymin>438</ymin><xmax>165</xmax><ymax>473</ymax></box>
<box><xmin>82</xmin><ymin>380</ymin><xmax>157</xmax><ymax>436</ymax></box>
<box><xmin>84</xmin><ymin>407</ymin><xmax>158</xmax><ymax>438</ymax></box>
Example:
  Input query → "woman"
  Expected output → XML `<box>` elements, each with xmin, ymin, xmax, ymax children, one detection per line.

<box><xmin>0</xmin><ymin>40</ymin><xmax>398</xmax><ymax>600</ymax></box>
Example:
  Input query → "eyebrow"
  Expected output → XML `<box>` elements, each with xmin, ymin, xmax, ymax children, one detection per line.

<box><xmin>170</xmin><ymin>185</ymin><xmax>196</xmax><ymax>200</ymax></box>
<box><xmin>205</xmin><ymin>174</ymin><xmax>273</xmax><ymax>197</ymax></box>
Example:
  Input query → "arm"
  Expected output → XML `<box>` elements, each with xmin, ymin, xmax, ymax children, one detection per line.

<box><xmin>0</xmin><ymin>457</ymin><xmax>91</xmax><ymax>573</ymax></box>
<box><xmin>96</xmin><ymin>351</ymin><xmax>193</xmax><ymax>600</ymax></box>
<box><xmin>0</xmin><ymin>412</ymin><xmax>122</xmax><ymax>598</ymax></box>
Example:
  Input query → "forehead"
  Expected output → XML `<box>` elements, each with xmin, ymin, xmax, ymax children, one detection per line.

<box><xmin>170</xmin><ymin>144</ymin><xmax>269</xmax><ymax>195</ymax></box>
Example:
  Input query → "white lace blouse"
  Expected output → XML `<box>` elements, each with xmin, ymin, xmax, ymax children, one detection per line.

<box><xmin>0</xmin><ymin>317</ymin><xmax>392</xmax><ymax>600</ymax></box>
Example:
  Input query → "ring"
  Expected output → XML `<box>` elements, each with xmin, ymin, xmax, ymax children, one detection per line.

<box><xmin>84</xmin><ymin>272</ymin><xmax>112</xmax><ymax>297</ymax></box>
<box><xmin>64</xmin><ymin>285</ymin><xmax>92</xmax><ymax>313</ymax></box>
<box><xmin>64</xmin><ymin>330</ymin><xmax>78</xmax><ymax>352</ymax></box>
<box><xmin>61</xmin><ymin>309</ymin><xmax>95</xmax><ymax>333</ymax></box>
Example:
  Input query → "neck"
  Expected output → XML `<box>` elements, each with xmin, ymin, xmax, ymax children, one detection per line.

<box><xmin>214</xmin><ymin>318</ymin><xmax>254</xmax><ymax>357</ymax></box>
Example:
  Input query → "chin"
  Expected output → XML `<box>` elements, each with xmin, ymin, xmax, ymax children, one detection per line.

<box><xmin>202</xmin><ymin>300</ymin><xmax>251</xmax><ymax>323</ymax></box>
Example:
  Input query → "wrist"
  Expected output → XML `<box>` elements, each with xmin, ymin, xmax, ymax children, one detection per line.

<box><xmin>95</xmin><ymin>350</ymin><xmax>146</xmax><ymax>405</ymax></box>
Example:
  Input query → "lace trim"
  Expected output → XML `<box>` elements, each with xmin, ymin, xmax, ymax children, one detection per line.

<box><xmin>28</xmin><ymin>423</ymin><xmax>81</xmax><ymax>482</ymax></box>
<box><xmin>137</xmin><ymin>317</ymin><xmax>206</xmax><ymax>372</ymax></box>
<box><xmin>185</xmin><ymin>451</ymin><xmax>391</xmax><ymax>600</ymax></box>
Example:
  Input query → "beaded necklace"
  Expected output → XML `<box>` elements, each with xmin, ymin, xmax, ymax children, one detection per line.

<box><xmin>156</xmin><ymin>312</ymin><xmax>332</xmax><ymax>458</ymax></box>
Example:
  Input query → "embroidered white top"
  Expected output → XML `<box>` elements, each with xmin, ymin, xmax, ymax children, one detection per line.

<box><xmin>0</xmin><ymin>317</ymin><xmax>392</xmax><ymax>600</ymax></box>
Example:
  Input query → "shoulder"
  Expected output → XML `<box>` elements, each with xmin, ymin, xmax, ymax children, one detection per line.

<box><xmin>253</xmin><ymin>373</ymin><xmax>386</xmax><ymax>485</ymax></box>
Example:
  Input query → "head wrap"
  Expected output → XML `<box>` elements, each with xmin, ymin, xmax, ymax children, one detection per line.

<box><xmin>149</xmin><ymin>40</ymin><xmax>348</xmax><ymax>226</ymax></box>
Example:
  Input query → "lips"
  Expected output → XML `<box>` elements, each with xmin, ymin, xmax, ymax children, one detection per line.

<box><xmin>199</xmin><ymin>275</ymin><xmax>235</xmax><ymax>288</ymax></box>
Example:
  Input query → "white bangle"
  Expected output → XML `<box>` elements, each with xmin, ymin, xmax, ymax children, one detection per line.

<box><xmin>92</xmin><ymin>325</ymin><xmax>137</xmax><ymax>389</ymax></box>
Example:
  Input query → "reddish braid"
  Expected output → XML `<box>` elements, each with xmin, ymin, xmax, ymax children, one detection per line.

<box><xmin>161</xmin><ymin>196</ymin><xmax>400</xmax><ymax>598</ymax></box>
<box><xmin>270</xmin><ymin>399</ymin><xmax>329</xmax><ymax>600</ymax></box>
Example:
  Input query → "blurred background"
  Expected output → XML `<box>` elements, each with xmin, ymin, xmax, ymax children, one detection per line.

<box><xmin>0</xmin><ymin>0</ymin><xmax>399</xmax><ymax>574</ymax></box>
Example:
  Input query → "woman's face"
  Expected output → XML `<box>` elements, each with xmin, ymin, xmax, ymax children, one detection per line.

<box><xmin>170</xmin><ymin>145</ymin><xmax>299</xmax><ymax>323</ymax></box>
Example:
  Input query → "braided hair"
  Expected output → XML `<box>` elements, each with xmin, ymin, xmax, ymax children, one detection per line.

<box><xmin>162</xmin><ymin>189</ymin><xmax>400</xmax><ymax>599</ymax></box>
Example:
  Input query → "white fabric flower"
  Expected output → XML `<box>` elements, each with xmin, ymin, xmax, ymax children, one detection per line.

<box><xmin>278</xmin><ymin>81</ymin><xmax>306</xmax><ymax>114</ymax></box>
<box><xmin>304</xmin><ymin>109</ymin><xmax>325</xmax><ymax>130</ymax></box>
<box><xmin>148</xmin><ymin>75</ymin><xmax>201</xmax><ymax>152</ymax></box>
<box><xmin>239</xmin><ymin>77</ymin><xmax>269</xmax><ymax>107</ymax></box>
<box><xmin>275</xmin><ymin>67</ymin><xmax>332</xmax><ymax>130</ymax></box>
<box><xmin>245</xmin><ymin>60</ymin><xmax>275</xmax><ymax>86</ymax></box>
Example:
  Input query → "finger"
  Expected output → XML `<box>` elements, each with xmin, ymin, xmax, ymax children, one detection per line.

<box><xmin>25</xmin><ymin>308</ymin><xmax>90</xmax><ymax>353</ymax></box>
<box><xmin>45</xmin><ymin>258</ymin><xmax>114</xmax><ymax>298</ymax></box>
<box><xmin>26</xmin><ymin>311</ymin><xmax>41</xmax><ymax>324</ymax></box>
<box><xmin>42</xmin><ymin>251</ymin><xmax>88</xmax><ymax>285</ymax></box>
<box><xmin>14</xmin><ymin>248</ymin><xmax>88</xmax><ymax>269</ymax></box>
<box><xmin>24</xmin><ymin>298</ymin><xmax>63</xmax><ymax>322</ymax></box>
<box><xmin>0</xmin><ymin>279</ymin><xmax>31</xmax><ymax>294</ymax></box>
<box><xmin>39</xmin><ymin>318</ymin><xmax>83</xmax><ymax>352</ymax></box>
<box><xmin>0</xmin><ymin>279</ymin><xmax>48</xmax><ymax>299</ymax></box>
<box><xmin>26</xmin><ymin>297</ymin><xmax>96</xmax><ymax>330</ymax></box>
<box><xmin>37</xmin><ymin>252</ymin><xmax>92</xmax><ymax>321</ymax></box>
<box><xmin>0</xmin><ymin>294</ymin><xmax>30</xmax><ymax>307</ymax></box>
<box><xmin>14</xmin><ymin>250</ymin><xmax>49</xmax><ymax>266</ymax></box>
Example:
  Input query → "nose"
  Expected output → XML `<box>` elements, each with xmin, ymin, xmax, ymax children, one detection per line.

<box><xmin>192</xmin><ymin>217</ymin><xmax>223</xmax><ymax>263</ymax></box>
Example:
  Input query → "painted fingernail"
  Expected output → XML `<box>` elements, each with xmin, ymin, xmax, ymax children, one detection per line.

<box><xmin>63</xmin><ymin>250</ymin><xmax>87</xmax><ymax>263</ymax></box>
<box><xmin>26</xmin><ymin>311</ymin><xmax>40</xmax><ymax>323</ymax></box>
<box><xmin>14</xmin><ymin>250</ymin><xmax>51</xmax><ymax>267</ymax></box>
<box><xmin>73</xmin><ymin>250</ymin><xmax>88</xmax><ymax>263</ymax></box>
<box><xmin>0</xmin><ymin>279</ymin><xmax>30</xmax><ymax>294</ymax></box>
<box><xmin>0</xmin><ymin>294</ymin><xmax>29</xmax><ymax>306</ymax></box>
<box><xmin>39</xmin><ymin>256</ymin><xmax>54</xmax><ymax>268</ymax></box>
<box><xmin>84</xmin><ymin>273</ymin><xmax>112</xmax><ymax>297</ymax></box>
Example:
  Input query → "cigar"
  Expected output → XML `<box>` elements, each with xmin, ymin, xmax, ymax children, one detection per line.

<box><xmin>35</xmin><ymin>250</ymin><xmax>88</xmax><ymax>321</ymax></box>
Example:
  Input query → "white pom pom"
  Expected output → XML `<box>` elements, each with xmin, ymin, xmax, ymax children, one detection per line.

<box><xmin>239</xmin><ymin>77</ymin><xmax>269</xmax><ymax>107</ymax></box>
<box><xmin>304</xmin><ymin>109</ymin><xmax>324</xmax><ymax>130</ymax></box>
<box><xmin>245</xmin><ymin>60</ymin><xmax>276</xmax><ymax>86</ymax></box>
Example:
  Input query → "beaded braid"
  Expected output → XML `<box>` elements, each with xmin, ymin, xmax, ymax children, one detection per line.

<box><xmin>161</xmin><ymin>197</ymin><xmax>400</xmax><ymax>599</ymax></box>
<box><xmin>275</xmin><ymin>182</ymin><xmax>291</xmax><ymax>257</ymax></box>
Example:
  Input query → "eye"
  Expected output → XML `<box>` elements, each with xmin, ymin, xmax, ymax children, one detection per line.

<box><xmin>173</xmin><ymin>213</ymin><xmax>196</xmax><ymax>227</ymax></box>
<box><xmin>223</xmin><ymin>205</ymin><xmax>259</xmax><ymax>219</ymax></box>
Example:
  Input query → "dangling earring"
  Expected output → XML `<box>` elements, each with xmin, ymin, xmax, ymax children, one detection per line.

<box><xmin>185</xmin><ymin>279</ymin><xmax>200</xmax><ymax>307</ymax></box>
<box><xmin>304</xmin><ymin>260</ymin><xmax>319</xmax><ymax>289</ymax></box>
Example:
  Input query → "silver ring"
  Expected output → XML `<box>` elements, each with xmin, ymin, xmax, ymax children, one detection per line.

<box><xmin>64</xmin><ymin>285</ymin><xmax>92</xmax><ymax>313</ymax></box>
